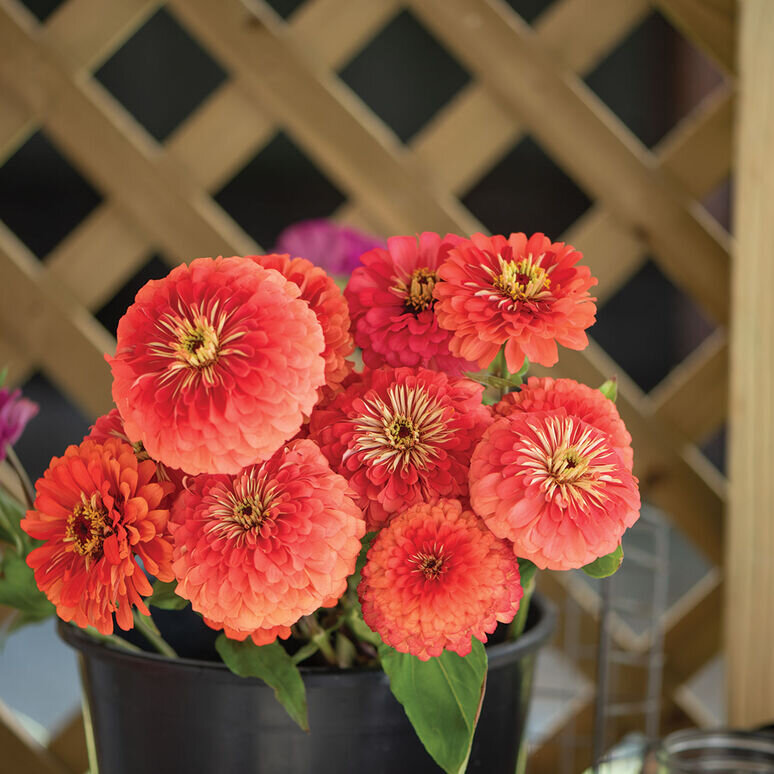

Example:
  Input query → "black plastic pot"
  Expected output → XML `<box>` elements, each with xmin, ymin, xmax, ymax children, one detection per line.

<box><xmin>59</xmin><ymin>594</ymin><xmax>555</xmax><ymax>774</ymax></box>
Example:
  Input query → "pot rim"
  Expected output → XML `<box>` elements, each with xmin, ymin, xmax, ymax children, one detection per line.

<box><xmin>58</xmin><ymin>593</ymin><xmax>556</xmax><ymax>684</ymax></box>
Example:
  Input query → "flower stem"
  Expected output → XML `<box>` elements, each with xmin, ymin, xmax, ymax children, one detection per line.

<box><xmin>509</xmin><ymin>575</ymin><xmax>535</xmax><ymax>640</ymax></box>
<box><xmin>84</xmin><ymin>627</ymin><xmax>143</xmax><ymax>654</ymax></box>
<box><xmin>132</xmin><ymin>610</ymin><xmax>177</xmax><ymax>658</ymax></box>
<box><xmin>297</xmin><ymin>614</ymin><xmax>337</xmax><ymax>665</ymax></box>
<box><xmin>4</xmin><ymin>445</ymin><xmax>35</xmax><ymax>510</ymax></box>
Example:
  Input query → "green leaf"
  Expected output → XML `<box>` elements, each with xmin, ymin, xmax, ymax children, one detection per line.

<box><xmin>379</xmin><ymin>639</ymin><xmax>488</xmax><ymax>774</ymax></box>
<box><xmin>582</xmin><ymin>545</ymin><xmax>624</xmax><ymax>578</ymax></box>
<box><xmin>348</xmin><ymin>531</ymin><xmax>377</xmax><ymax>593</ymax></box>
<box><xmin>0</xmin><ymin>366</ymin><xmax>7</xmax><ymax>388</ymax></box>
<box><xmin>147</xmin><ymin>579</ymin><xmax>189</xmax><ymax>610</ymax></box>
<box><xmin>0</xmin><ymin>551</ymin><xmax>54</xmax><ymax>623</ymax></box>
<box><xmin>216</xmin><ymin>635</ymin><xmax>309</xmax><ymax>731</ymax></box>
<box><xmin>599</xmin><ymin>378</ymin><xmax>618</xmax><ymax>402</ymax></box>
<box><xmin>517</xmin><ymin>557</ymin><xmax>537</xmax><ymax>593</ymax></box>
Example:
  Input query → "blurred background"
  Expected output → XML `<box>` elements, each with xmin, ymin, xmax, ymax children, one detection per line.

<box><xmin>0</xmin><ymin>0</ymin><xmax>737</xmax><ymax>771</ymax></box>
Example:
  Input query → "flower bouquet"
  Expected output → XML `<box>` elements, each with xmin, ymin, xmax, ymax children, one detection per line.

<box><xmin>0</xmin><ymin>228</ymin><xmax>640</xmax><ymax>774</ymax></box>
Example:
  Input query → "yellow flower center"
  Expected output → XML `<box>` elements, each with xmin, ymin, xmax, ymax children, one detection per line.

<box><xmin>494</xmin><ymin>255</ymin><xmax>551</xmax><ymax>302</ymax></box>
<box><xmin>65</xmin><ymin>494</ymin><xmax>110</xmax><ymax>558</ymax></box>
<box><xmin>549</xmin><ymin>447</ymin><xmax>590</xmax><ymax>485</ymax></box>
<box><xmin>176</xmin><ymin>318</ymin><xmax>220</xmax><ymax>369</ymax></box>
<box><xmin>393</xmin><ymin>267</ymin><xmax>438</xmax><ymax>314</ymax></box>
<box><xmin>207</xmin><ymin>473</ymin><xmax>280</xmax><ymax>544</ymax></box>
<box><xmin>232</xmin><ymin>498</ymin><xmax>271</xmax><ymax>531</ymax></box>
<box><xmin>387</xmin><ymin>416</ymin><xmax>419</xmax><ymax>451</ymax></box>
<box><xmin>353</xmin><ymin>384</ymin><xmax>452</xmax><ymax>472</ymax></box>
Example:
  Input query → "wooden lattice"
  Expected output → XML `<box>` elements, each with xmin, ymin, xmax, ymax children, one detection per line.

<box><xmin>0</xmin><ymin>0</ymin><xmax>737</xmax><ymax>771</ymax></box>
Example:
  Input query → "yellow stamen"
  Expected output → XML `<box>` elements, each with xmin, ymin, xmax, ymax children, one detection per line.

<box><xmin>393</xmin><ymin>267</ymin><xmax>438</xmax><ymax>313</ymax></box>
<box><xmin>64</xmin><ymin>493</ymin><xmax>110</xmax><ymax>559</ymax></box>
<box><xmin>493</xmin><ymin>254</ymin><xmax>552</xmax><ymax>302</ymax></box>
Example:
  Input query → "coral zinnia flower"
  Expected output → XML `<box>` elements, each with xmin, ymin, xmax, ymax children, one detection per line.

<box><xmin>470</xmin><ymin>410</ymin><xmax>640</xmax><ymax>570</ymax></box>
<box><xmin>275</xmin><ymin>218</ymin><xmax>385</xmax><ymax>276</ymax></box>
<box><xmin>170</xmin><ymin>439</ymin><xmax>364</xmax><ymax>645</ymax></box>
<box><xmin>434</xmin><ymin>232</ymin><xmax>597</xmax><ymax>370</ymax></box>
<box><xmin>345</xmin><ymin>232</ymin><xmax>477</xmax><ymax>375</ymax></box>
<box><xmin>0</xmin><ymin>387</ymin><xmax>38</xmax><ymax>462</ymax></box>
<box><xmin>247</xmin><ymin>253</ymin><xmax>354</xmax><ymax>395</ymax></box>
<box><xmin>494</xmin><ymin>377</ymin><xmax>633</xmax><ymax>470</ymax></box>
<box><xmin>107</xmin><ymin>256</ymin><xmax>325</xmax><ymax>476</ymax></box>
<box><xmin>359</xmin><ymin>499</ymin><xmax>522</xmax><ymax>660</ymax></box>
<box><xmin>87</xmin><ymin>408</ymin><xmax>186</xmax><ymax>490</ymax></box>
<box><xmin>310</xmin><ymin>367</ymin><xmax>492</xmax><ymax>530</ymax></box>
<box><xmin>20</xmin><ymin>438</ymin><xmax>175</xmax><ymax>634</ymax></box>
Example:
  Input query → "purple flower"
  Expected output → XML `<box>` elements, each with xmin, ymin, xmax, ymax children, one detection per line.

<box><xmin>0</xmin><ymin>388</ymin><xmax>38</xmax><ymax>462</ymax></box>
<box><xmin>275</xmin><ymin>219</ymin><xmax>385</xmax><ymax>276</ymax></box>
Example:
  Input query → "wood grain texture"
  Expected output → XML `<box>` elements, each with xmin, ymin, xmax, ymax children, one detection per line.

<box><xmin>726</xmin><ymin>0</ymin><xmax>774</xmax><ymax>726</ymax></box>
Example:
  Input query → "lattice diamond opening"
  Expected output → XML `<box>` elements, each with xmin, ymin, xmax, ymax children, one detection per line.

<box><xmin>96</xmin><ymin>255</ymin><xmax>169</xmax><ymax>336</ymax></box>
<box><xmin>594</xmin><ymin>260</ymin><xmax>715</xmax><ymax>393</ymax></box>
<box><xmin>95</xmin><ymin>7</ymin><xmax>228</xmax><ymax>142</ymax></box>
<box><xmin>15</xmin><ymin>372</ymin><xmax>91</xmax><ymax>480</ymax></box>
<box><xmin>586</xmin><ymin>12</ymin><xmax>725</xmax><ymax>148</ymax></box>
<box><xmin>339</xmin><ymin>9</ymin><xmax>471</xmax><ymax>143</ymax></box>
<box><xmin>462</xmin><ymin>136</ymin><xmax>591</xmax><ymax>237</ymax></box>
<box><xmin>215</xmin><ymin>132</ymin><xmax>346</xmax><ymax>248</ymax></box>
<box><xmin>0</xmin><ymin>131</ymin><xmax>102</xmax><ymax>259</ymax></box>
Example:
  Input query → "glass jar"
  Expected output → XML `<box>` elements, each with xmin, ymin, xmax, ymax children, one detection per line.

<box><xmin>657</xmin><ymin>730</ymin><xmax>774</xmax><ymax>772</ymax></box>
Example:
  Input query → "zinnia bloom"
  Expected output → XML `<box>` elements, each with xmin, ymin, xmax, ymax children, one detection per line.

<box><xmin>0</xmin><ymin>387</ymin><xmax>38</xmax><ymax>462</ymax></box>
<box><xmin>247</xmin><ymin>253</ymin><xmax>354</xmax><ymax>394</ymax></box>
<box><xmin>21</xmin><ymin>438</ymin><xmax>175</xmax><ymax>634</ymax></box>
<box><xmin>359</xmin><ymin>499</ymin><xmax>522</xmax><ymax>660</ymax></box>
<box><xmin>310</xmin><ymin>367</ymin><xmax>492</xmax><ymax>529</ymax></box>
<box><xmin>494</xmin><ymin>377</ymin><xmax>633</xmax><ymax>469</ymax></box>
<box><xmin>87</xmin><ymin>408</ymin><xmax>186</xmax><ymax>489</ymax></box>
<box><xmin>170</xmin><ymin>439</ymin><xmax>364</xmax><ymax>645</ymax></box>
<box><xmin>274</xmin><ymin>218</ymin><xmax>384</xmax><ymax>276</ymax></box>
<box><xmin>107</xmin><ymin>256</ymin><xmax>326</xmax><ymax>476</ymax></box>
<box><xmin>469</xmin><ymin>410</ymin><xmax>640</xmax><ymax>570</ymax></box>
<box><xmin>345</xmin><ymin>232</ymin><xmax>477</xmax><ymax>375</ymax></box>
<box><xmin>434</xmin><ymin>232</ymin><xmax>597</xmax><ymax>370</ymax></box>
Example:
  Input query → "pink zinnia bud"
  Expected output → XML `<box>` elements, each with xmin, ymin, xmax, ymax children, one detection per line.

<box><xmin>0</xmin><ymin>387</ymin><xmax>38</xmax><ymax>462</ymax></box>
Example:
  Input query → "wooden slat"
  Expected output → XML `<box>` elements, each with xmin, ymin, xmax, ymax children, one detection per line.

<box><xmin>163</xmin><ymin>81</ymin><xmax>275</xmax><ymax>194</ymax></box>
<box><xmin>290</xmin><ymin>0</ymin><xmax>401</xmax><ymax>71</ymax></box>
<box><xmin>535</xmin><ymin>0</ymin><xmax>650</xmax><ymax>73</ymax></box>
<box><xmin>0</xmin><ymin>0</ymin><xmax>156</xmax><ymax>163</ymax></box>
<box><xmin>0</xmin><ymin>1</ymin><xmax>256</xmax><ymax>264</ymax></box>
<box><xmin>44</xmin><ymin>205</ymin><xmax>152</xmax><ymax>311</ymax></box>
<box><xmin>408</xmin><ymin>0</ymin><xmax>731</xmax><ymax>323</ymax></box>
<box><xmin>649</xmin><ymin>329</ymin><xmax>728</xmax><ymax>442</ymax></box>
<box><xmin>653</xmin><ymin>0</ymin><xmax>737</xmax><ymax>74</ymax></box>
<box><xmin>657</xmin><ymin>86</ymin><xmax>735</xmax><ymax>199</ymax></box>
<box><xmin>0</xmin><ymin>699</ymin><xmax>69</xmax><ymax>774</ymax></box>
<box><xmin>726</xmin><ymin>0</ymin><xmax>774</xmax><ymax>726</ymax></box>
<box><xmin>40</xmin><ymin>0</ymin><xmax>158</xmax><ymax>70</ymax></box>
<box><xmin>48</xmin><ymin>712</ymin><xmax>87</xmax><ymax>774</ymax></box>
<box><xmin>0</xmin><ymin>222</ymin><xmax>114</xmax><ymax>417</ymax></box>
<box><xmin>168</xmin><ymin>0</ymin><xmax>481</xmax><ymax>236</ymax></box>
